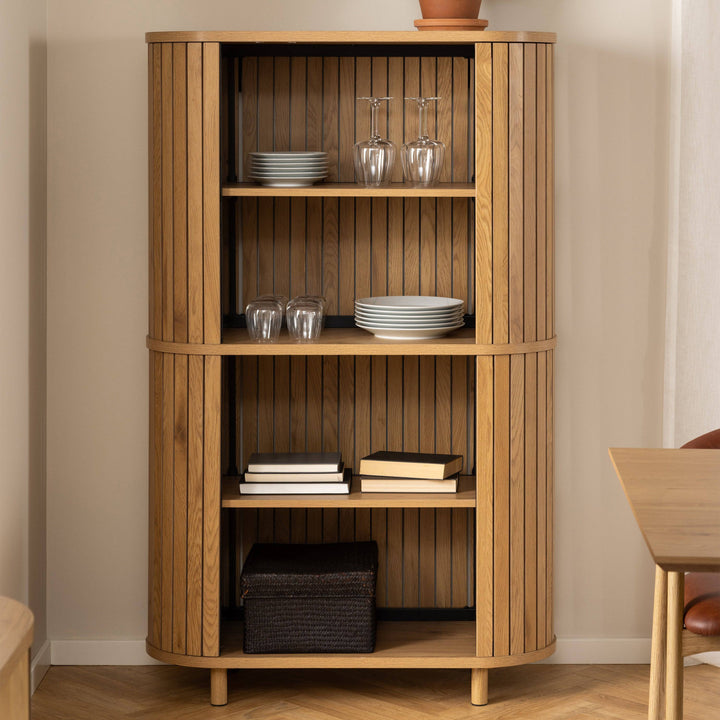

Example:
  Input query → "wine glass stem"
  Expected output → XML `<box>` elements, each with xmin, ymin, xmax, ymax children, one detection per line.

<box><xmin>370</xmin><ymin>101</ymin><xmax>380</xmax><ymax>141</ymax></box>
<box><xmin>418</xmin><ymin>101</ymin><xmax>428</xmax><ymax>140</ymax></box>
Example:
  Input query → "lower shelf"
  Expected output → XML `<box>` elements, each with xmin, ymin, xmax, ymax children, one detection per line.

<box><xmin>146</xmin><ymin>621</ymin><xmax>556</xmax><ymax>669</ymax></box>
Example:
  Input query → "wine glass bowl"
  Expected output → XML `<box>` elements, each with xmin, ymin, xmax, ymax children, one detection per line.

<box><xmin>401</xmin><ymin>97</ymin><xmax>445</xmax><ymax>187</ymax></box>
<box><xmin>353</xmin><ymin>97</ymin><xmax>396</xmax><ymax>187</ymax></box>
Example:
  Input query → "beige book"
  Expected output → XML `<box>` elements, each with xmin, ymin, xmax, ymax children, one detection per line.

<box><xmin>359</xmin><ymin>474</ymin><xmax>459</xmax><ymax>493</ymax></box>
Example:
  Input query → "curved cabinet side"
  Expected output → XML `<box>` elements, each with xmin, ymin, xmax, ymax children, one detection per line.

<box><xmin>148</xmin><ymin>39</ymin><xmax>222</xmax><ymax>658</ymax></box>
<box><xmin>475</xmin><ymin>42</ymin><xmax>555</xmax><ymax>659</ymax></box>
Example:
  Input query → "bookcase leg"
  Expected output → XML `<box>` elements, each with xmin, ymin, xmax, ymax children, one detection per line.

<box><xmin>471</xmin><ymin>668</ymin><xmax>489</xmax><ymax>706</ymax></box>
<box><xmin>210</xmin><ymin>668</ymin><xmax>228</xmax><ymax>706</ymax></box>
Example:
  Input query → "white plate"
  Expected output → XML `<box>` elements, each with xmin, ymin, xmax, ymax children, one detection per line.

<box><xmin>249</xmin><ymin>161</ymin><xmax>329</xmax><ymax>169</ymax></box>
<box><xmin>355</xmin><ymin>319</ymin><xmax>465</xmax><ymax>330</ymax></box>
<box><xmin>251</xmin><ymin>178</ymin><xmax>325</xmax><ymax>188</ymax></box>
<box><xmin>354</xmin><ymin>315</ymin><xmax>464</xmax><ymax>326</ymax></box>
<box><xmin>249</xmin><ymin>171</ymin><xmax>328</xmax><ymax>178</ymax></box>
<box><xmin>355</xmin><ymin>295</ymin><xmax>464</xmax><ymax>311</ymax></box>
<box><xmin>356</xmin><ymin>325</ymin><xmax>465</xmax><ymax>340</ymax></box>
<box><xmin>354</xmin><ymin>308</ymin><xmax>464</xmax><ymax>319</ymax></box>
<box><xmin>249</xmin><ymin>151</ymin><xmax>327</xmax><ymax>159</ymax></box>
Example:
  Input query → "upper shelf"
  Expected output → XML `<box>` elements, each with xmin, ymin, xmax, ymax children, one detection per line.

<box><xmin>146</xmin><ymin>329</ymin><xmax>558</xmax><ymax>357</ymax></box>
<box><xmin>146</xmin><ymin>30</ymin><xmax>557</xmax><ymax>45</ymax></box>
<box><xmin>222</xmin><ymin>182</ymin><xmax>476</xmax><ymax>198</ymax></box>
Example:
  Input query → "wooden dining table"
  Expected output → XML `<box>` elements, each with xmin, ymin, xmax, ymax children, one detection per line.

<box><xmin>609</xmin><ymin>447</ymin><xmax>720</xmax><ymax>720</ymax></box>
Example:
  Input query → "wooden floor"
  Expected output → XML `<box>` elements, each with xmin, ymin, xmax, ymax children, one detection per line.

<box><xmin>31</xmin><ymin>664</ymin><xmax>720</xmax><ymax>719</ymax></box>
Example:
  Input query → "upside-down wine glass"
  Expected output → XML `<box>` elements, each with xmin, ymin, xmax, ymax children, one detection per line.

<box><xmin>401</xmin><ymin>97</ymin><xmax>445</xmax><ymax>187</ymax></box>
<box><xmin>353</xmin><ymin>97</ymin><xmax>395</xmax><ymax>187</ymax></box>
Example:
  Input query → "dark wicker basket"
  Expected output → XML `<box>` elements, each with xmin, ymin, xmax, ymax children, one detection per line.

<box><xmin>240</xmin><ymin>541</ymin><xmax>378</xmax><ymax>654</ymax></box>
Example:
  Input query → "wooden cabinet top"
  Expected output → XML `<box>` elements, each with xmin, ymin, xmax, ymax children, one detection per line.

<box><xmin>145</xmin><ymin>30</ymin><xmax>556</xmax><ymax>45</ymax></box>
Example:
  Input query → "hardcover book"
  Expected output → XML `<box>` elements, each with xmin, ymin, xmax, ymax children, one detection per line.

<box><xmin>244</xmin><ymin>463</ymin><xmax>345</xmax><ymax>483</ymax></box>
<box><xmin>247</xmin><ymin>451</ymin><xmax>342</xmax><ymax>474</ymax></box>
<box><xmin>359</xmin><ymin>474</ymin><xmax>459</xmax><ymax>493</ymax></box>
<box><xmin>358</xmin><ymin>451</ymin><xmax>463</xmax><ymax>479</ymax></box>
<box><xmin>239</xmin><ymin>469</ymin><xmax>351</xmax><ymax>495</ymax></box>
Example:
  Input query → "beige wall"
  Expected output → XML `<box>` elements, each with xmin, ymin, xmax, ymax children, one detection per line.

<box><xmin>0</xmin><ymin>0</ymin><xmax>48</xmax><ymax>656</ymax></box>
<box><xmin>46</xmin><ymin>0</ymin><xmax>670</xmax><ymax>654</ymax></box>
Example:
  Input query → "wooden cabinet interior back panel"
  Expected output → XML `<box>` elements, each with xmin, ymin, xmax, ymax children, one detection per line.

<box><xmin>220</xmin><ymin>355</ymin><xmax>476</xmax><ymax>609</ymax></box>
<box><xmin>224</xmin><ymin>52</ymin><xmax>475</xmax><ymax>318</ymax></box>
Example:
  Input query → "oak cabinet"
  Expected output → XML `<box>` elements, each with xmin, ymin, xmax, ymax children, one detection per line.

<box><xmin>146</xmin><ymin>30</ymin><xmax>556</xmax><ymax>706</ymax></box>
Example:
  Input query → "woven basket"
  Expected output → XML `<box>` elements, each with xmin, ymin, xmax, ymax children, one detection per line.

<box><xmin>240</xmin><ymin>541</ymin><xmax>378</xmax><ymax>653</ymax></box>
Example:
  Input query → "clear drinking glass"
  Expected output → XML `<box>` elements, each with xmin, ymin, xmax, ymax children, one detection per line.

<box><xmin>401</xmin><ymin>97</ymin><xmax>445</xmax><ymax>187</ymax></box>
<box><xmin>353</xmin><ymin>97</ymin><xmax>396</xmax><ymax>187</ymax></box>
<box><xmin>255</xmin><ymin>295</ymin><xmax>288</xmax><ymax>321</ymax></box>
<box><xmin>286</xmin><ymin>297</ymin><xmax>325</xmax><ymax>342</ymax></box>
<box><xmin>245</xmin><ymin>298</ymin><xmax>283</xmax><ymax>343</ymax></box>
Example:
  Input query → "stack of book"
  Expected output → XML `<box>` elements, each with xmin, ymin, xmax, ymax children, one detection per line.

<box><xmin>239</xmin><ymin>452</ymin><xmax>349</xmax><ymax>494</ymax></box>
<box><xmin>357</xmin><ymin>451</ymin><xmax>463</xmax><ymax>493</ymax></box>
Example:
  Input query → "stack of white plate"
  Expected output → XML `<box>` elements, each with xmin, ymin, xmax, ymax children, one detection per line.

<box><xmin>354</xmin><ymin>296</ymin><xmax>465</xmax><ymax>340</ymax></box>
<box><xmin>247</xmin><ymin>151</ymin><xmax>328</xmax><ymax>188</ymax></box>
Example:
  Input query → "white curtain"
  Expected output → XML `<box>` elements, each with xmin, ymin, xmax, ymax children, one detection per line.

<box><xmin>664</xmin><ymin>0</ymin><xmax>720</xmax><ymax>448</ymax></box>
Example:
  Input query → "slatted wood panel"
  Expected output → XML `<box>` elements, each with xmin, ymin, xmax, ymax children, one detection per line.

<box><xmin>148</xmin><ymin>42</ymin><xmax>222</xmax><ymax>657</ymax></box>
<box><xmin>221</xmin><ymin>53</ymin><xmax>477</xmax><ymax>610</ymax></box>
<box><xmin>474</xmin><ymin>43</ymin><xmax>555</xmax><ymax>656</ymax></box>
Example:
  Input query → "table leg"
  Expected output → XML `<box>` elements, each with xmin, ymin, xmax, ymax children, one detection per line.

<box><xmin>665</xmin><ymin>571</ymin><xmax>684</xmax><ymax>720</ymax></box>
<box><xmin>649</xmin><ymin>565</ymin><xmax>667</xmax><ymax>720</ymax></box>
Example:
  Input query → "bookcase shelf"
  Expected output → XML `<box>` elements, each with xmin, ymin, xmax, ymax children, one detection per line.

<box><xmin>221</xmin><ymin>475</ymin><xmax>476</xmax><ymax>508</ymax></box>
<box><xmin>146</xmin><ymin>621</ymin><xmax>557</xmax><ymax>669</ymax></box>
<box><xmin>222</xmin><ymin>182</ymin><xmax>476</xmax><ymax>198</ymax></box>
<box><xmin>147</xmin><ymin>30</ymin><xmax>556</xmax><ymax>709</ymax></box>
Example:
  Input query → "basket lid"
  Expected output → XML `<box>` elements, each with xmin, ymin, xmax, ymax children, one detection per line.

<box><xmin>240</xmin><ymin>541</ymin><xmax>378</xmax><ymax>598</ymax></box>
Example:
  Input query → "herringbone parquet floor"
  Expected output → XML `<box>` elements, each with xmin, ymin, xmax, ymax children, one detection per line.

<box><xmin>31</xmin><ymin>664</ymin><xmax>720</xmax><ymax>720</ymax></box>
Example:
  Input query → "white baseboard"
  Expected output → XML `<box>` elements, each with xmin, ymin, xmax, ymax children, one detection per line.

<box><xmin>31</xmin><ymin>640</ymin><xmax>51</xmax><ymax>692</ymax></box>
<box><xmin>50</xmin><ymin>640</ymin><xmax>162</xmax><ymax>666</ymax></box>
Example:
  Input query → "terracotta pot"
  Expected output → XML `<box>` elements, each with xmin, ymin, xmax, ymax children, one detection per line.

<box><xmin>419</xmin><ymin>0</ymin><xmax>482</xmax><ymax>19</ymax></box>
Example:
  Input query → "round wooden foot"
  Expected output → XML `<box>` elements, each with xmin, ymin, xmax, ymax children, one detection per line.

<box><xmin>210</xmin><ymin>668</ymin><xmax>227</xmax><ymax>706</ymax></box>
<box><xmin>471</xmin><ymin>668</ymin><xmax>488</xmax><ymax>706</ymax></box>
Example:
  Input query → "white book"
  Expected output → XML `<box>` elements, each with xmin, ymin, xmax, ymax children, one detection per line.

<box><xmin>247</xmin><ymin>451</ymin><xmax>342</xmax><ymax>473</ymax></box>
<box><xmin>238</xmin><ymin>480</ymin><xmax>350</xmax><ymax>495</ymax></box>
<box><xmin>244</xmin><ymin>463</ymin><xmax>345</xmax><ymax>483</ymax></box>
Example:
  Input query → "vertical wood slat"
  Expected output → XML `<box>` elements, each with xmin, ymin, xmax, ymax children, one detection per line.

<box><xmin>508</xmin><ymin>44</ymin><xmax>524</xmax><ymax>346</ymax></box>
<box><xmin>475</xmin><ymin>44</ymin><xmax>492</xmax><ymax>343</ymax></box>
<box><xmin>171</xmin><ymin>43</ymin><xmax>188</xmax><ymax>655</ymax></box>
<box><xmin>547</xmin><ymin>47</ymin><xmax>555</xmax><ymax>339</ymax></box>
<box><xmin>186</xmin><ymin>354</ymin><xmax>204</xmax><ymax>656</ymax></box>
<box><xmin>150</xmin><ymin>45</ymin><xmax>162</xmax><ymax>340</ymax></box>
<box><xmin>187</xmin><ymin>45</ymin><xmax>204</xmax><ymax>343</ymax></box>
<box><xmin>203</xmin><ymin>43</ymin><xmax>220</xmax><ymax>344</ymax></box>
<box><xmin>161</xmin><ymin>44</ymin><xmax>174</xmax><ymax>342</ymax></box>
<box><xmin>386</xmin><ymin>356</ymin><xmax>403</xmax><ymax>608</ymax></box>
<box><xmin>476</xmin><ymin>356</ymin><xmax>494</xmax><ymax>655</ymax></box>
<box><xmin>492</xmin><ymin>44</ymin><xmax>509</xmax><ymax>344</ymax></box>
<box><xmin>160</xmin><ymin>352</ymin><xmax>174</xmax><ymax>650</ymax></box>
<box><xmin>203</xmin><ymin>355</ymin><xmax>222</xmax><ymax>656</ymax></box>
<box><xmin>493</xmin><ymin>355</ymin><xmax>510</xmax><ymax>656</ymax></box>
<box><xmin>148</xmin><ymin>351</ymin><xmax>163</xmax><ymax>650</ymax></box>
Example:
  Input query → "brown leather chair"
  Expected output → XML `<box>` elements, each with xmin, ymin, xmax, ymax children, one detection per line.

<box><xmin>679</xmin><ymin>430</ymin><xmax>720</xmax><ymax>680</ymax></box>
<box><xmin>683</xmin><ymin>428</ymin><xmax>720</xmax><ymax>644</ymax></box>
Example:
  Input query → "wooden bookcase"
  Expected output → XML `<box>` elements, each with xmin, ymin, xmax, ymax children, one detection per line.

<box><xmin>145</xmin><ymin>30</ymin><xmax>556</xmax><ymax>707</ymax></box>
